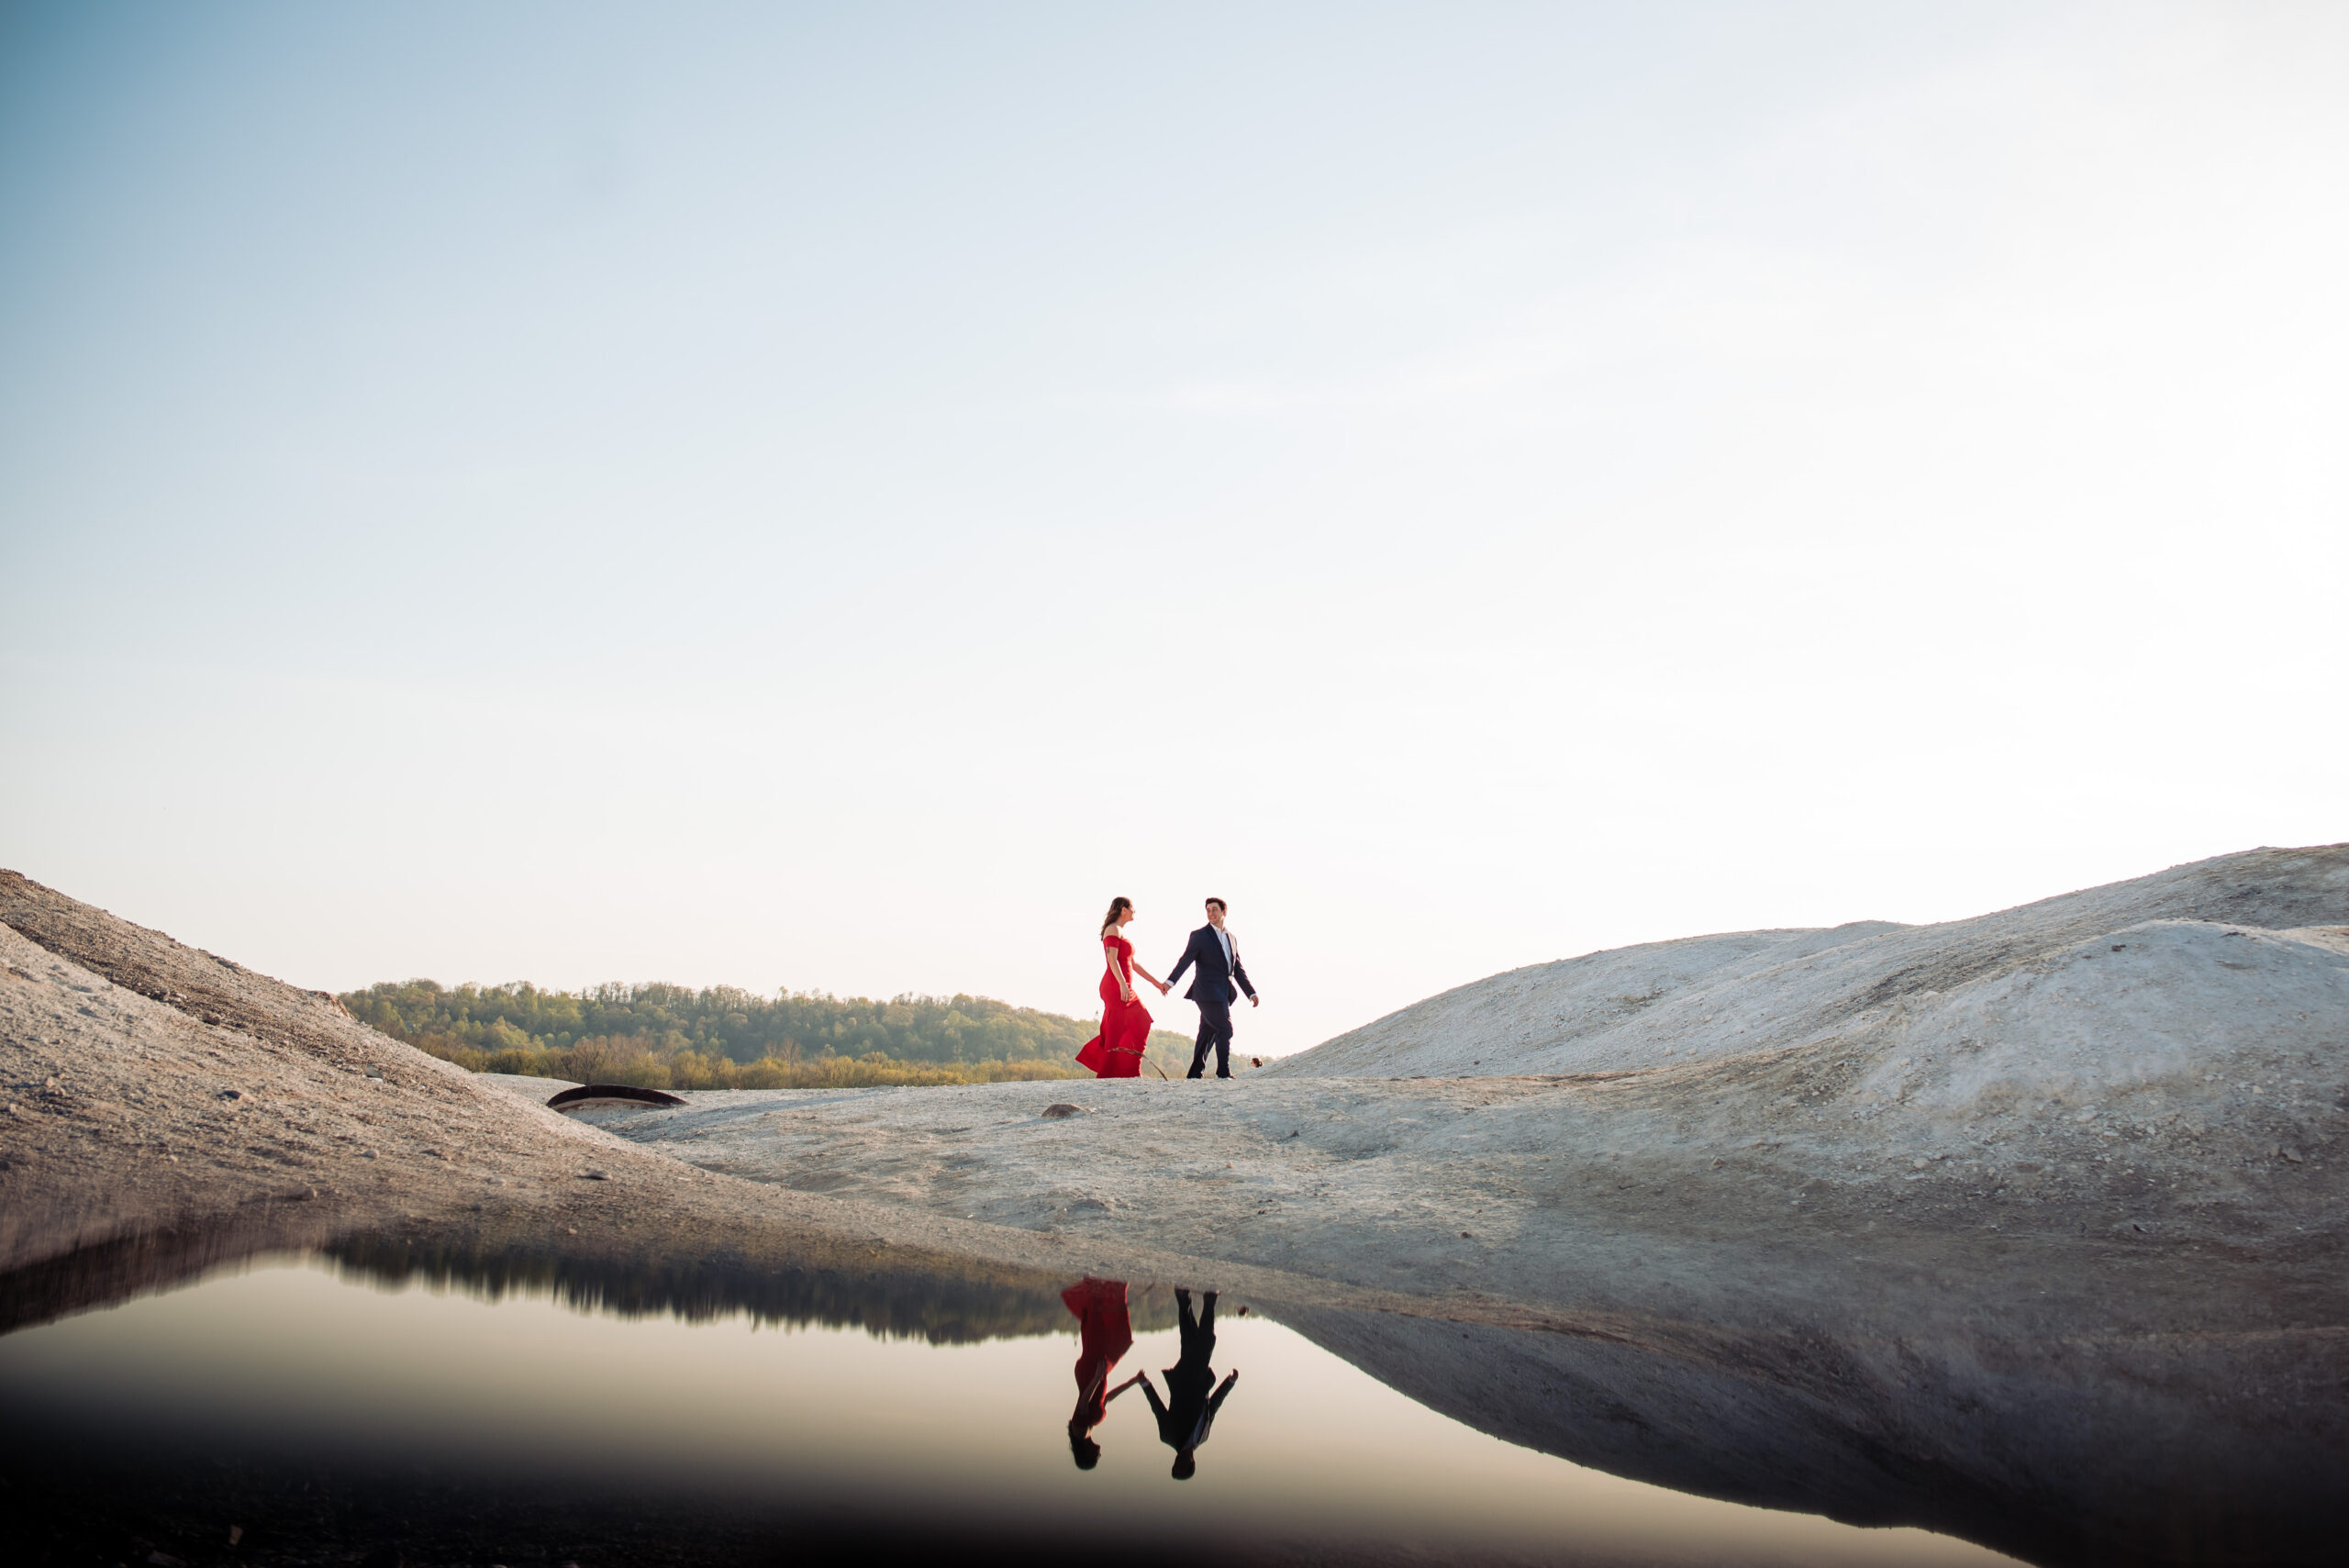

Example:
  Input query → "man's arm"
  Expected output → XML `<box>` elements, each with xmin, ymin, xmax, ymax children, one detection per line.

<box><xmin>1165</xmin><ymin>931</ymin><xmax>1198</xmax><ymax>990</ymax></box>
<box><xmin>1230</xmin><ymin>943</ymin><xmax>1256</xmax><ymax>1001</ymax></box>
<box><xmin>1138</xmin><ymin>1373</ymin><xmax>1178</xmax><ymax>1441</ymax></box>
<box><xmin>1197</xmin><ymin>1371</ymin><xmax>1239</xmax><ymax>1445</ymax></box>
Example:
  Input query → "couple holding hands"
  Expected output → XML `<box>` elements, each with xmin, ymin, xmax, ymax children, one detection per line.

<box><xmin>1075</xmin><ymin>895</ymin><xmax>1259</xmax><ymax>1080</ymax></box>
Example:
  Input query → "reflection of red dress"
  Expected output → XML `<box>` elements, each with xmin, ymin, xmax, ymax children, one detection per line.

<box><xmin>1063</xmin><ymin>1277</ymin><xmax>1135</xmax><ymax>1429</ymax></box>
<box><xmin>1074</xmin><ymin>934</ymin><xmax>1151</xmax><ymax>1078</ymax></box>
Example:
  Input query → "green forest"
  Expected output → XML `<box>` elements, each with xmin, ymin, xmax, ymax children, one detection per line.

<box><xmin>340</xmin><ymin>978</ymin><xmax>1199</xmax><ymax>1088</ymax></box>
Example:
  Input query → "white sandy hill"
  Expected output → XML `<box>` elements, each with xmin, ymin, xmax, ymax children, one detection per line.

<box><xmin>1269</xmin><ymin>845</ymin><xmax>2349</xmax><ymax>1119</ymax></box>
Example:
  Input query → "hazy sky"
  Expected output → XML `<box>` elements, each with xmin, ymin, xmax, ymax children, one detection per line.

<box><xmin>5</xmin><ymin>2</ymin><xmax>2344</xmax><ymax>1055</ymax></box>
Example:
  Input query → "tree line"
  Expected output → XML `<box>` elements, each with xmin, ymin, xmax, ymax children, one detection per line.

<box><xmin>340</xmin><ymin>978</ymin><xmax>1197</xmax><ymax>1088</ymax></box>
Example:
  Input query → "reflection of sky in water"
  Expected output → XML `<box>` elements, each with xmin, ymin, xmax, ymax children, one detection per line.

<box><xmin>0</xmin><ymin>1257</ymin><xmax>2014</xmax><ymax>1565</ymax></box>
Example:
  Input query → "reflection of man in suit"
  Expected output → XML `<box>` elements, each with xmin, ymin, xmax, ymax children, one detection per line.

<box><xmin>1139</xmin><ymin>1289</ymin><xmax>1239</xmax><ymax>1480</ymax></box>
<box><xmin>1163</xmin><ymin>897</ymin><xmax>1258</xmax><ymax>1080</ymax></box>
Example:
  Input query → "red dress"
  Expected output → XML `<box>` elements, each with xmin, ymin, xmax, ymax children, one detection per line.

<box><xmin>1062</xmin><ymin>1277</ymin><xmax>1135</xmax><ymax>1430</ymax></box>
<box><xmin>1075</xmin><ymin>934</ymin><xmax>1151</xmax><ymax>1078</ymax></box>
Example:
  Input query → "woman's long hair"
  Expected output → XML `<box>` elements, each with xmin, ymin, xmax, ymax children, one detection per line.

<box><xmin>1099</xmin><ymin>896</ymin><xmax>1132</xmax><ymax>937</ymax></box>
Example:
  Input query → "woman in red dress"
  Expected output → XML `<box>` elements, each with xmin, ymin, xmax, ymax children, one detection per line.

<box><xmin>1074</xmin><ymin>895</ymin><xmax>1168</xmax><ymax>1079</ymax></box>
<box><xmin>1062</xmin><ymin>1275</ymin><xmax>1141</xmax><ymax>1469</ymax></box>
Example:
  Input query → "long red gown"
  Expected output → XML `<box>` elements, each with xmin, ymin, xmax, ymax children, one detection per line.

<box><xmin>1074</xmin><ymin>933</ymin><xmax>1151</xmax><ymax>1078</ymax></box>
<box><xmin>1062</xmin><ymin>1276</ymin><xmax>1135</xmax><ymax>1430</ymax></box>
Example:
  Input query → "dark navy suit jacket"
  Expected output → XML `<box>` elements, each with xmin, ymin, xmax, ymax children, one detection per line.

<box><xmin>1165</xmin><ymin>925</ymin><xmax>1254</xmax><ymax>1007</ymax></box>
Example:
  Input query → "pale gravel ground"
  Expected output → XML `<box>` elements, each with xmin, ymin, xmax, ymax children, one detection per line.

<box><xmin>9</xmin><ymin>848</ymin><xmax>2343</xmax><ymax>1330</ymax></box>
<box><xmin>529</xmin><ymin>847</ymin><xmax>2347</xmax><ymax>1328</ymax></box>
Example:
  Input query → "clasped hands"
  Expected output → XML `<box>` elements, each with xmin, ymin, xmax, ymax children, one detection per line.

<box><xmin>1128</xmin><ymin>983</ymin><xmax>1262</xmax><ymax>1005</ymax></box>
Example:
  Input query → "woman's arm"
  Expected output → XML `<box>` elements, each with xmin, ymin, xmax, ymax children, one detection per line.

<box><xmin>1107</xmin><ymin>941</ymin><xmax>1135</xmax><ymax>1003</ymax></box>
<box><xmin>1131</xmin><ymin>961</ymin><xmax>1170</xmax><ymax>995</ymax></box>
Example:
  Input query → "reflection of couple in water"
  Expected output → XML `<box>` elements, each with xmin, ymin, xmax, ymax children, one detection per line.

<box><xmin>1063</xmin><ymin>1279</ymin><xmax>1240</xmax><ymax>1479</ymax></box>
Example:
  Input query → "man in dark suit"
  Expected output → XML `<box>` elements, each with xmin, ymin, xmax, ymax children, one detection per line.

<box><xmin>1163</xmin><ymin>896</ymin><xmax>1258</xmax><ymax>1080</ymax></box>
<box><xmin>1138</xmin><ymin>1288</ymin><xmax>1239</xmax><ymax>1480</ymax></box>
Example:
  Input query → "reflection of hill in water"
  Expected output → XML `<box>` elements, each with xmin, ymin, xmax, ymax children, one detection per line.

<box><xmin>324</xmin><ymin>1232</ymin><xmax>1181</xmax><ymax>1341</ymax></box>
<box><xmin>1264</xmin><ymin>1301</ymin><xmax>2345</xmax><ymax>1568</ymax></box>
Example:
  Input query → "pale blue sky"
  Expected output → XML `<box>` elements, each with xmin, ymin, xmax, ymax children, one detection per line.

<box><xmin>5</xmin><ymin>3</ymin><xmax>2344</xmax><ymax>1053</ymax></box>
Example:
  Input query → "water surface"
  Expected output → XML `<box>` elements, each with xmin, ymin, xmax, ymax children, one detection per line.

<box><xmin>2</xmin><ymin>1243</ymin><xmax>2018</xmax><ymax>1567</ymax></box>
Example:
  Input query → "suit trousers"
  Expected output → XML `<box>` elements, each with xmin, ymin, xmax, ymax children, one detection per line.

<box><xmin>1187</xmin><ymin>995</ymin><xmax>1233</xmax><ymax>1079</ymax></box>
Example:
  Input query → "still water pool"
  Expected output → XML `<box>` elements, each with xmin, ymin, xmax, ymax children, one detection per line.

<box><xmin>0</xmin><ymin>1247</ymin><xmax>2017</xmax><ymax>1567</ymax></box>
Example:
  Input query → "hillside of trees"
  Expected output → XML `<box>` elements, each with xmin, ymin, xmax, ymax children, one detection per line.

<box><xmin>340</xmin><ymin>978</ymin><xmax>1200</xmax><ymax>1088</ymax></box>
